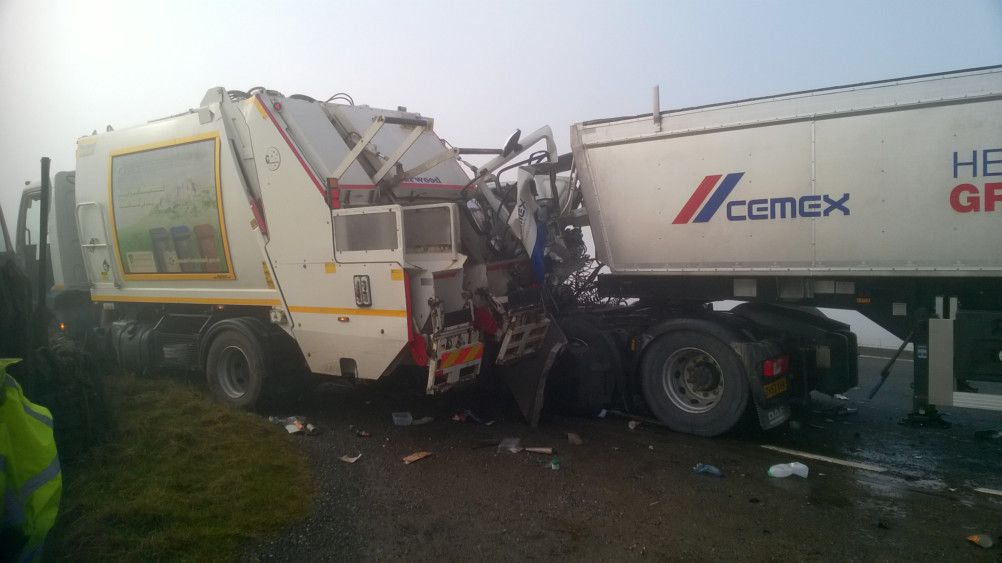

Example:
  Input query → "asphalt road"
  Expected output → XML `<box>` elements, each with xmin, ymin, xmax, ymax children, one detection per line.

<box><xmin>246</xmin><ymin>352</ymin><xmax>1002</xmax><ymax>562</ymax></box>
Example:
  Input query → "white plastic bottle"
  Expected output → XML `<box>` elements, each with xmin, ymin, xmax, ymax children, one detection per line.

<box><xmin>768</xmin><ymin>462</ymin><xmax>809</xmax><ymax>478</ymax></box>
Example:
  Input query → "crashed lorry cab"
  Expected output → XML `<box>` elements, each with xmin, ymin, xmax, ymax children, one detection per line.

<box><xmin>70</xmin><ymin>88</ymin><xmax>552</xmax><ymax>407</ymax></box>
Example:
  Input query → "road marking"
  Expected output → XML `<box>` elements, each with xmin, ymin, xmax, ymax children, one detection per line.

<box><xmin>859</xmin><ymin>354</ymin><xmax>913</xmax><ymax>362</ymax></box>
<box><xmin>974</xmin><ymin>487</ymin><xmax>1002</xmax><ymax>497</ymax></box>
<box><xmin>761</xmin><ymin>445</ymin><xmax>887</xmax><ymax>473</ymax></box>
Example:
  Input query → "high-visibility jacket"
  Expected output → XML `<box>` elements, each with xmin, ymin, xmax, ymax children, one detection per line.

<box><xmin>1</xmin><ymin>359</ymin><xmax>62</xmax><ymax>563</ymax></box>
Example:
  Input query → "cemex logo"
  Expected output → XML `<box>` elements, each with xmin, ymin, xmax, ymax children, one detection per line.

<box><xmin>671</xmin><ymin>172</ymin><xmax>850</xmax><ymax>224</ymax></box>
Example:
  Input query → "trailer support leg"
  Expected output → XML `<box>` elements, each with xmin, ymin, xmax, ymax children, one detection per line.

<box><xmin>901</xmin><ymin>317</ymin><xmax>950</xmax><ymax>428</ymax></box>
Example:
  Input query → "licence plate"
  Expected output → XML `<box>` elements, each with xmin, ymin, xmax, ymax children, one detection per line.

<box><xmin>763</xmin><ymin>377</ymin><xmax>789</xmax><ymax>398</ymax></box>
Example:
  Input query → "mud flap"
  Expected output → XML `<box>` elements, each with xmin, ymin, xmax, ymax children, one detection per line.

<box><xmin>756</xmin><ymin>401</ymin><xmax>791</xmax><ymax>430</ymax></box>
<box><xmin>498</xmin><ymin>319</ymin><xmax>567</xmax><ymax>428</ymax></box>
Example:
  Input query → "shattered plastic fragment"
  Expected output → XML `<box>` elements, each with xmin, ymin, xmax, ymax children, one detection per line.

<box><xmin>498</xmin><ymin>437</ymin><xmax>523</xmax><ymax>454</ymax></box>
<box><xmin>340</xmin><ymin>453</ymin><xmax>362</xmax><ymax>464</ymax></box>
<box><xmin>967</xmin><ymin>534</ymin><xmax>994</xmax><ymax>548</ymax></box>
<box><xmin>403</xmin><ymin>451</ymin><xmax>432</xmax><ymax>464</ymax></box>
<box><xmin>693</xmin><ymin>463</ymin><xmax>724</xmax><ymax>478</ymax></box>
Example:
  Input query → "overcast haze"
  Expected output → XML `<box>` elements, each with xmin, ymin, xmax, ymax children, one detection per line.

<box><xmin>1</xmin><ymin>0</ymin><xmax>1000</xmax><ymax>344</ymax></box>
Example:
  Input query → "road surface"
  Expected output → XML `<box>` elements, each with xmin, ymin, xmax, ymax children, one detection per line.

<box><xmin>247</xmin><ymin>352</ymin><xmax>1002</xmax><ymax>562</ymax></box>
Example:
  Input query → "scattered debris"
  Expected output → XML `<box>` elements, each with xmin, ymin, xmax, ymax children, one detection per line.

<box><xmin>339</xmin><ymin>453</ymin><xmax>362</xmax><ymax>464</ymax></box>
<box><xmin>830</xmin><ymin>405</ymin><xmax>858</xmax><ymax>416</ymax></box>
<box><xmin>649</xmin><ymin>500</ymin><xmax>660</xmax><ymax>506</ymax></box>
<box><xmin>498</xmin><ymin>437</ymin><xmax>523</xmax><ymax>454</ymax></box>
<box><xmin>452</xmin><ymin>409</ymin><xmax>494</xmax><ymax>425</ymax></box>
<box><xmin>355</xmin><ymin>429</ymin><xmax>371</xmax><ymax>438</ymax></box>
<box><xmin>760</xmin><ymin>445</ymin><xmax>887</xmax><ymax>473</ymax></box>
<box><xmin>967</xmin><ymin>534</ymin><xmax>994</xmax><ymax>548</ymax></box>
<box><xmin>648</xmin><ymin>445</ymin><xmax>654</xmax><ymax>451</ymax></box>
<box><xmin>412</xmin><ymin>416</ymin><xmax>434</xmax><ymax>426</ymax></box>
<box><xmin>974</xmin><ymin>487</ymin><xmax>1002</xmax><ymax>497</ymax></box>
<box><xmin>628</xmin><ymin>420</ymin><xmax>640</xmax><ymax>431</ymax></box>
<box><xmin>767</xmin><ymin>462</ymin><xmax>809</xmax><ymax>478</ymax></box>
<box><xmin>269</xmin><ymin>416</ymin><xmax>312</xmax><ymax>435</ymax></box>
<box><xmin>567</xmin><ymin>432</ymin><xmax>583</xmax><ymax>445</ymax></box>
<box><xmin>974</xmin><ymin>430</ymin><xmax>1002</xmax><ymax>441</ymax></box>
<box><xmin>402</xmin><ymin>451</ymin><xmax>432</xmax><ymax>464</ymax></box>
<box><xmin>598</xmin><ymin>409</ymin><xmax>608</xmax><ymax>418</ymax></box>
<box><xmin>823</xmin><ymin>418</ymin><xmax>835</xmax><ymax>424</ymax></box>
<box><xmin>549</xmin><ymin>457</ymin><xmax>561</xmax><ymax>470</ymax></box>
<box><xmin>693</xmin><ymin>463</ymin><xmax>724</xmax><ymax>478</ymax></box>
<box><xmin>834</xmin><ymin>393</ymin><xmax>850</xmax><ymax>401</ymax></box>
<box><xmin>392</xmin><ymin>412</ymin><xmax>414</xmax><ymax>426</ymax></box>
<box><xmin>525</xmin><ymin>447</ymin><xmax>554</xmax><ymax>455</ymax></box>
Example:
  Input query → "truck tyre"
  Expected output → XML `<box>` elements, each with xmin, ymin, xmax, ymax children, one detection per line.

<box><xmin>641</xmin><ymin>331</ymin><xmax>749</xmax><ymax>437</ymax></box>
<box><xmin>205</xmin><ymin>327</ymin><xmax>268</xmax><ymax>409</ymax></box>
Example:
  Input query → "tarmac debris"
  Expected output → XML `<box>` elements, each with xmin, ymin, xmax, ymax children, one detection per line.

<box><xmin>693</xmin><ymin>463</ymin><xmax>724</xmax><ymax>478</ymax></box>
<box><xmin>392</xmin><ymin>412</ymin><xmax>414</xmax><ymax>426</ymax></box>
<box><xmin>498</xmin><ymin>437</ymin><xmax>523</xmax><ymax>454</ymax></box>
<box><xmin>339</xmin><ymin>453</ymin><xmax>362</xmax><ymax>464</ymax></box>
<box><xmin>402</xmin><ymin>451</ymin><xmax>432</xmax><ymax>464</ymax></box>
<box><xmin>967</xmin><ymin>534</ymin><xmax>994</xmax><ymax>548</ymax></box>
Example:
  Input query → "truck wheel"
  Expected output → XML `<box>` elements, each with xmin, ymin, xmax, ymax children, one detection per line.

<box><xmin>205</xmin><ymin>328</ymin><xmax>267</xmax><ymax>409</ymax></box>
<box><xmin>641</xmin><ymin>331</ymin><xmax>749</xmax><ymax>437</ymax></box>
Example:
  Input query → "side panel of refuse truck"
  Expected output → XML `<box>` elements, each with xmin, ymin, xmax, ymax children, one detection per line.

<box><xmin>71</xmin><ymin>88</ymin><xmax>553</xmax><ymax>412</ymax></box>
<box><xmin>558</xmin><ymin>66</ymin><xmax>1002</xmax><ymax>434</ymax></box>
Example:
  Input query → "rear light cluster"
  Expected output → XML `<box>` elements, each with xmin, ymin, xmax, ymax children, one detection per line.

<box><xmin>762</xmin><ymin>355</ymin><xmax>790</xmax><ymax>378</ymax></box>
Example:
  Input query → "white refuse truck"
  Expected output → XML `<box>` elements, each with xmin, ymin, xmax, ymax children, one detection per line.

<box><xmin>18</xmin><ymin>65</ymin><xmax>1002</xmax><ymax>435</ymax></box>
<box><xmin>53</xmin><ymin>87</ymin><xmax>561</xmax><ymax>421</ymax></box>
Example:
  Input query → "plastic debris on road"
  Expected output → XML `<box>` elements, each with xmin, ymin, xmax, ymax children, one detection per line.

<box><xmin>693</xmin><ymin>463</ymin><xmax>724</xmax><ymax>478</ymax></box>
<box><xmin>339</xmin><ymin>453</ymin><xmax>362</xmax><ymax>464</ymax></box>
<box><xmin>402</xmin><ymin>451</ymin><xmax>432</xmax><ymax>464</ymax></box>
<box><xmin>498</xmin><ymin>437</ymin><xmax>523</xmax><ymax>454</ymax></box>
<box><xmin>392</xmin><ymin>412</ymin><xmax>414</xmax><ymax>426</ymax></box>
<box><xmin>768</xmin><ymin>462</ymin><xmax>809</xmax><ymax>478</ymax></box>
<box><xmin>355</xmin><ymin>429</ymin><xmax>371</xmax><ymax>438</ymax></box>
<box><xmin>549</xmin><ymin>457</ymin><xmax>561</xmax><ymax>470</ymax></box>
<box><xmin>967</xmin><ymin>534</ymin><xmax>994</xmax><ymax>548</ymax></box>
<box><xmin>451</xmin><ymin>409</ymin><xmax>494</xmax><ymax>425</ymax></box>
<box><xmin>628</xmin><ymin>420</ymin><xmax>640</xmax><ymax>431</ymax></box>
<box><xmin>567</xmin><ymin>433</ymin><xmax>583</xmax><ymax>445</ymax></box>
<box><xmin>269</xmin><ymin>416</ymin><xmax>314</xmax><ymax>435</ymax></box>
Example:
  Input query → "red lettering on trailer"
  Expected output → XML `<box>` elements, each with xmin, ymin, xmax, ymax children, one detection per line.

<box><xmin>987</xmin><ymin>182</ymin><xmax>1002</xmax><ymax>212</ymax></box>
<box><xmin>951</xmin><ymin>184</ymin><xmax>980</xmax><ymax>212</ymax></box>
<box><xmin>950</xmin><ymin>183</ymin><xmax>1002</xmax><ymax>213</ymax></box>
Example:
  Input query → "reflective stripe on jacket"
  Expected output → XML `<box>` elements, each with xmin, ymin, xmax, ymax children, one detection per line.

<box><xmin>1</xmin><ymin>359</ymin><xmax>62</xmax><ymax>563</ymax></box>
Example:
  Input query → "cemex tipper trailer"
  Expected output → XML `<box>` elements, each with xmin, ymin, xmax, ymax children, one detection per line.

<box><xmin>23</xmin><ymin>65</ymin><xmax>1002</xmax><ymax>436</ymax></box>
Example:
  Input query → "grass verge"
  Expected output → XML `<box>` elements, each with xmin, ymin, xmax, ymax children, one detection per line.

<box><xmin>49</xmin><ymin>373</ymin><xmax>313</xmax><ymax>561</ymax></box>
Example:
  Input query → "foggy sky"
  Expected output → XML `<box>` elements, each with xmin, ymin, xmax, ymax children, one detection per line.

<box><xmin>2</xmin><ymin>0</ymin><xmax>1000</xmax><ymax>217</ymax></box>
<box><xmin>1</xmin><ymin>0</ymin><xmax>999</xmax><ymax>346</ymax></box>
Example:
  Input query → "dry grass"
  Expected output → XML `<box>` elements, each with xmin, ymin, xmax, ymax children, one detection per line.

<box><xmin>49</xmin><ymin>374</ymin><xmax>313</xmax><ymax>562</ymax></box>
